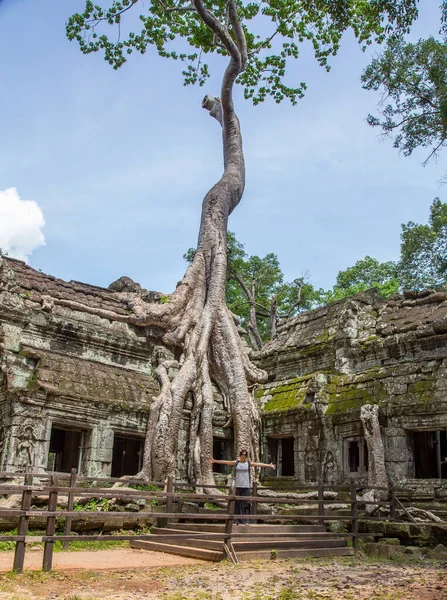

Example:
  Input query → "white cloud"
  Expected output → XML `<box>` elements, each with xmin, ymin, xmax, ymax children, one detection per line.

<box><xmin>0</xmin><ymin>187</ymin><xmax>45</xmax><ymax>260</ymax></box>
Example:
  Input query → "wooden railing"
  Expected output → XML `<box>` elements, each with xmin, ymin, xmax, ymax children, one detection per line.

<box><xmin>0</xmin><ymin>471</ymin><xmax>413</xmax><ymax>572</ymax></box>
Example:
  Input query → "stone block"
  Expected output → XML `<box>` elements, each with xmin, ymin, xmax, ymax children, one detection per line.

<box><xmin>384</xmin><ymin>522</ymin><xmax>411</xmax><ymax>539</ymax></box>
<box><xmin>364</xmin><ymin>542</ymin><xmax>379</xmax><ymax>557</ymax></box>
<box><xmin>404</xmin><ymin>547</ymin><xmax>422</xmax><ymax>556</ymax></box>
<box><xmin>378</xmin><ymin>544</ymin><xmax>405</xmax><ymax>559</ymax></box>
<box><xmin>427</xmin><ymin>544</ymin><xmax>447</xmax><ymax>561</ymax></box>
<box><xmin>378</xmin><ymin>537</ymin><xmax>401</xmax><ymax>545</ymax></box>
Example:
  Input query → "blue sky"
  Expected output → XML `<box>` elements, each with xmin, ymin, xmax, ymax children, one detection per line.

<box><xmin>0</xmin><ymin>0</ymin><xmax>444</xmax><ymax>293</ymax></box>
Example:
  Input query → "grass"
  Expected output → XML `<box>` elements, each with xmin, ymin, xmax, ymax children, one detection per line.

<box><xmin>0</xmin><ymin>528</ymin><xmax>131</xmax><ymax>553</ymax></box>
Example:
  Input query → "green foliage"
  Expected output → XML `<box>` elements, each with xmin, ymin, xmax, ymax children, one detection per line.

<box><xmin>318</xmin><ymin>256</ymin><xmax>400</xmax><ymax>303</ymax></box>
<box><xmin>362</xmin><ymin>32</ymin><xmax>447</xmax><ymax>170</ymax></box>
<box><xmin>67</xmin><ymin>1</ymin><xmax>418</xmax><ymax>105</ymax></box>
<box><xmin>398</xmin><ymin>197</ymin><xmax>447</xmax><ymax>290</ymax></box>
<box><xmin>73</xmin><ymin>497</ymin><xmax>111</xmax><ymax>511</ymax></box>
<box><xmin>129</xmin><ymin>483</ymin><xmax>162</xmax><ymax>491</ymax></box>
<box><xmin>185</xmin><ymin>232</ymin><xmax>317</xmax><ymax>340</ymax></box>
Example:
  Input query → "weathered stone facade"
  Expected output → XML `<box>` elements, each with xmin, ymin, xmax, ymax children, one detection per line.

<box><xmin>0</xmin><ymin>256</ymin><xmax>163</xmax><ymax>477</ymax></box>
<box><xmin>255</xmin><ymin>288</ymin><xmax>447</xmax><ymax>488</ymax></box>
<box><xmin>1</xmin><ymin>256</ymin><xmax>447</xmax><ymax>487</ymax></box>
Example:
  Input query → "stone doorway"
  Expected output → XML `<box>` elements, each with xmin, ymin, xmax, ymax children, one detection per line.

<box><xmin>414</xmin><ymin>430</ymin><xmax>447</xmax><ymax>479</ymax></box>
<box><xmin>268</xmin><ymin>437</ymin><xmax>295</xmax><ymax>476</ymax></box>
<box><xmin>111</xmin><ymin>436</ymin><xmax>143</xmax><ymax>478</ymax></box>
<box><xmin>212</xmin><ymin>438</ymin><xmax>231</xmax><ymax>474</ymax></box>
<box><xmin>47</xmin><ymin>426</ymin><xmax>84</xmax><ymax>473</ymax></box>
<box><xmin>343</xmin><ymin>436</ymin><xmax>368</xmax><ymax>478</ymax></box>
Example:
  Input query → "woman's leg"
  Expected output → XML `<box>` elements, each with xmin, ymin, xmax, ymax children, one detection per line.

<box><xmin>235</xmin><ymin>487</ymin><xmax>243</xmax><ymax>524</ymax></box>
<box><xmin>241</xmin><ymin>488</ymin><xmax>251</xmax><ymax>524</ymax></box>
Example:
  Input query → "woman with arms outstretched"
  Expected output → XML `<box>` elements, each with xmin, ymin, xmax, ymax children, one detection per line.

<box><xmin>210</xmin><ymin>449</ymin><xmax>276</xmax><ymax>524</ymax></box>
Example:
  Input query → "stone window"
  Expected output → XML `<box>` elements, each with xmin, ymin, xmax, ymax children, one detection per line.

<box><xmin>344</xmin><ymin>436</ymin><xmax>368</xmax><ymax>477</ymax></box>
<box><xmin>413</xmin><ymin>430</ymin><xmax>447</xmax><ymax>479</ymax></box>
<box><xmin>111</xmin><ymin>436</ymin><xmax>143</xmax><ymax>478</ymax></box>
<box><xmin>48</xmin><ymin>426</ymin><xmax>84</xmax><ymax>473</ymax></box>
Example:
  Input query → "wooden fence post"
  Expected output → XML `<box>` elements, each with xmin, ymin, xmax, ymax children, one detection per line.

<box><xmin>317</xmin><ymin>480</ymin><xmax>325</xmax><ymax>527</ymax></box>
<box><xmin>63</xmin><ymin>468</ymin><xmax>77</xmax><ymax>550</ymax></box>
<box><xmin>251</xmin><ymin>481</ymin><xmax>258</xmax><ymax>524</ymax></box>
<box><xmin>165</xmin><ymin>476</ymin><xmax>174</xmax><ymax>525</ymax></box>
<box><xmin>43</xmin><ymin>475</ymin><xmax>59</xmax><ymax>572</ymax></box>
<box><xmin>225</xmin><ymin>495</ymin><xmax>235</xmax><ymax>543</ymax></box>
<box><xmin>12</xmin><ymin>473</ymin><xmax>33</xmax><ymax>573</ymax></box>
<box><xmin>350</xmin><ymin>480</ymin><xmax>358</xmax><ymax>556</ymax></box>
<box><xmin>390</xmin><ymin>486</ymin><xmax>396</xmax><ymax>521</ymax></box>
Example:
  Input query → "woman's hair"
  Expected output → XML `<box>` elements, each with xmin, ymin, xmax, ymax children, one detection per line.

<box><xmin>239</xmin><ymin>448</ymin><xmax>248</xmax><ymax>456</ymax></box>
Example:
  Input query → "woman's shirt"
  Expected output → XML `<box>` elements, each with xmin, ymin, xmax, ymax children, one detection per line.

<box><xmin>235</xmin><ymin>460</ymin><xmax>250</xmax><ymax>488</ymax></box>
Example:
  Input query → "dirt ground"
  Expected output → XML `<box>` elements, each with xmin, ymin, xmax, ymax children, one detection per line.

<box><xmin>0</xmin><ymin>548</ymin><xmax>445</xmax><ymax>599</ymax></box>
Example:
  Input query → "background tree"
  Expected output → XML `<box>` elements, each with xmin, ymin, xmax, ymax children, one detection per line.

<box><xmin>317</xmin><ymin>255</ymin><xmax>400</xmax><ymax>303</ymax></box>
<box><xmin>186</xmin><ymin>232</ymin><xmax>317</xmax><ymax>349</ymax></box>
<box><xmin>398</xmin><ymin>197</ymin><xmax>447</xmax><ymax>289</ymax></box>
<box><xmin>362</xmin><ymin>4</ymin><xmax>447</xmax><ymax>177</ymax></box>
<box><xmin>67</xmin><ymin>0</ymin><xmax>418</xmax><ymax>485</ymax></box>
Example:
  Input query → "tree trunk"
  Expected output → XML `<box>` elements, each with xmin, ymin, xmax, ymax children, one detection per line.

<box><xmin>119</xmin><ymin>3</ymin><xmax>267</xmax><ymax>485</ymax></box>
<box><xmin>360</xmin><ymin>404</ymin><xmax>388</xmax><ymax>489</ymax></box>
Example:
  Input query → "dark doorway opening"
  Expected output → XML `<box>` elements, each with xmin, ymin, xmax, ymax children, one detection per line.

<box><xmin>48</xmin><ymin>427</ymin><xmax>83</xmax><ymax>473</ymax></box>
<box><xmin>414</xmin><ymin>431</ymin><xmax>447</xmax><ymax>479</ymax></box>
<box><xmin>111</xmin><ymin>436</ymin><xmax>143</xmax><ymax>477</ymax></box>
<box><xmin>281</xmin><ymin>437</ymin><xmax>295</xmax><ymax>476</ymax></box>
<box><xmin>348</xmin><ymin>440</ymin><xmax>360</xmax><ymax>472</ymax></box>
<box><xmin>267</xmin><ymin>437</ymin><xmax>295</xmax><ymax>476</ymax></box>
<box><xmin>212</xmin><ymin>438</ymin><xmax>231</xmax><ymax>474</ymax></box>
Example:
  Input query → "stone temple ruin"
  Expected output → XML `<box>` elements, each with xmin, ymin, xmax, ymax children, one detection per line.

<box><xmin>1</xmin><ymin>255</ymin><xmax>447</xmax><ymax>494</ymax></box>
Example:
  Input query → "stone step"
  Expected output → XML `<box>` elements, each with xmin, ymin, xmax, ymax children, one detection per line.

<box><xmin>150</xmin><ymin>532</ymin><xmax>347</xmax><ymax>552</ymax></box>
<box><xmin>232</xmin><ymin>538</ymin><xmax>348</xmax><ymax>551</ymax></box>
<box><xmin>237</xmin><ymin>546</ymin><xmax>355</xmax><ymax>561</ymax></box>
<box><xmin>130</xmin><ymin>539</ymin><xmax>223</xmax><ymax>561</ymax></box>
<box><xmin>149</xmin><ymin>535</ymin><xmax>224</xmax><ymax>551</ymax></box>
<box><xmin>168</xmin><ymin>523</ymin><xmax>326</xmax><ymax>533</ymax></box>
<box><xmin>152</xmin><ymin>527</ymin><xmax>336</xmax><ymax>540</ymax></box>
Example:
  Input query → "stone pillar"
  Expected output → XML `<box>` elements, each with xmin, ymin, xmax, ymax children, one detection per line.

<box><xmin>384</xmin><ymin>426</ymin><xmax>412</xmax><ymax>483</ymax></box>
<box><xmin>83</xmin><ymin>424</ymin><xmax>114</xmax><ymax>477</ymax></box>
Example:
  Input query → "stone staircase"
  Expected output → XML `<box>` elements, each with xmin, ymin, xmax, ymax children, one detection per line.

<box><xmin>130</xmin><ymin>522</ymin><xmax>354</xmax><ymax>562</ymax></box>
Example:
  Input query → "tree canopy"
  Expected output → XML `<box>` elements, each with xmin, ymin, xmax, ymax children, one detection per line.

<box><xmin>68</xmin><ymin>1</ymin><xmax>419</xmax><ymax>105</ymax></box>
<box><xmin>398</xmin><ymin>197</ymin><xmax>447</xmax><ymax>289</ymax></box>
<box><xmin>362</xmin><ymin>3</ymin><xmax>447</xmax><ymax>175</ymax></box>
<box><xmin>319</xmin><ymin>256</ymin><xmax>400</xmax><ymax>303</ymax></box>
<box><xmin>320</xmin><ymin>199</ymin><xmax>447</xmax><ymax>302</ymax></box>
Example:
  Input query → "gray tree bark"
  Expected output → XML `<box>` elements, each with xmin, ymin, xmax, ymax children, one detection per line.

<box><xmin>114</xmin><ymin>0</ymin><xmax>268</xmax><ymax>485</ymax></box>
<box><xmin>360</xmin><ymin>404</ymin><xmax>388</xmax><ymax>489</ymax></box>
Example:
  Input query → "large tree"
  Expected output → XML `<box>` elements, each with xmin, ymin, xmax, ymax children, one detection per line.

<box><xmin>318</xmin><ymin>255</ymin><xmax>400</xmax><ymax>303</ymax></box>
<box><xmin>362</xmin><ymin>3</ymin><xmax>447</xmax><ymax>176</ymax></box>
<box><xmin>67</xmin><ymin>0</ymin><xmax>418</xmax><ymax>485</ymax></box>
<box><xmin>398</xmin><ymin>197</ymin><xmax>447</xmax><ymax>289</ymax></box>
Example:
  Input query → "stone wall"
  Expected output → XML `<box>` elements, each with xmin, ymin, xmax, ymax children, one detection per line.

<box><xmin>2</xmin><ymin>254</ymin><xmax>447</xmax><ymax>487</ymax></box>
<box><xmin>255</xmin><ymin>289</ymin><xmax>447</xmax><ymax>486</ymax></box>
<box><xmin>0</xmin><ymin>256</ymin><xmax>164</xmax><ymax>476</ymax></box>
